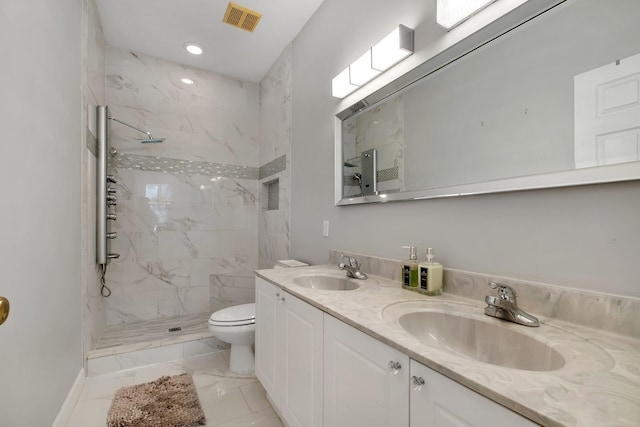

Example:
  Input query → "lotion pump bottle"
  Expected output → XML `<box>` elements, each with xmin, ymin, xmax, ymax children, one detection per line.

<box><xmin>401</xmin><ymin>246</ymin><xmax>419</xmax><ymax>291</ymax></box>
<box><xmin>418</xmin><ymin>248</ymin><xmax>443</xmax><ymax>296</ymax></box>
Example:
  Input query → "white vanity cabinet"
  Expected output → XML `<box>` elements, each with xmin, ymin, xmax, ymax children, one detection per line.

<box><xmin>256</xmin><ymin>276</ymin><xmax>537</xmax><ymax>427</ymax></box>
<box><xmin>409</xmin><ymin>360</ymin><xmax>537</xmax><ymax>427</ymax></box>
<box><xmin>324</xmin><ymin>314</ymin><xmax>409</xmax><ymax>427</ymax></box>
<box><xmin>255</xmin><ymin>277</ymin><xmax>324</xmax><ymax>427</ymax></box>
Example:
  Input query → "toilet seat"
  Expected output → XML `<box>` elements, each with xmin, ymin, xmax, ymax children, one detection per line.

<box><xmin>208</xmin><ymin>303</ymin><xmax>255</xmax><ymax>327</ymax></box>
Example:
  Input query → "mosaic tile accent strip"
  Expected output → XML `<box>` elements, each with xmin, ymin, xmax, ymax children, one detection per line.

<box><xmin>110</xmin><ymin>152</ymin><xmax>259</xmax><ymax>179</ymax></box>
<box><xmin>377</xmin><ymin>166</ymin><xmax>398</xmax><ymax>182</ymax></box>
<box><xmin>259</xmin><ymin>154</ymin><xmax>286</xmax><ymax>180</ymax></box>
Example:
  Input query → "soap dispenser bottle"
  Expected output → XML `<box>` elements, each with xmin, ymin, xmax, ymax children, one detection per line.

<box><xmin>401</xmin><ymin>246</ymin><xmax>419</xmax><ymax>291</ymax></box>
<box><xmin>418</xmin><ymin>248</ymin><xmax>443</xmax><ymax>296</ymax></box>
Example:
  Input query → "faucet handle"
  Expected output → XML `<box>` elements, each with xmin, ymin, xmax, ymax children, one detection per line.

<box><xmin>485</xmin><ymin>295</ymin><xmax>500</xmax><ymax>306</ymax></box>
<box><xmin>489</xmin><ymin>282</ymin><xmax>517</xmax><ymax>302</ymax></box>
<box><xmin>340</xmin><ymin>253</ymin><xmax>359</xmax><ymax>268</ymax></box>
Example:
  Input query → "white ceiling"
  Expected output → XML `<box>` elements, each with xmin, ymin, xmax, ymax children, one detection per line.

<box><xmin>95</xmin><ymin>0</ymin><xmax>325</xmax><ymax>82</ymax></box>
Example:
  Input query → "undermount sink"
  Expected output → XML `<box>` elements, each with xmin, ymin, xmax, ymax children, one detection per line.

<box><xmin>383</xmin><ymin>302</ymin><xmax>566</xmax><ymax>372</ymax></box>
<box><xmin>293</xmin><ymin>275</ymin><xmax>360</xmax><ymax>291</ymax></box>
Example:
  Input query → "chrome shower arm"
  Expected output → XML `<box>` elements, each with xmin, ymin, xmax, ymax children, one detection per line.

<box><xmin>108</xmin><ymin>116</ymin><xmax>153</xmax><ymax>139</ymax></box>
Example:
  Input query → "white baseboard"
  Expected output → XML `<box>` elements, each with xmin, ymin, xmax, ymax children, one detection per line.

<box><xmin>51</xmin><ymin>368</ymin><xmax>85</xmax><ymax>427</ymax></box>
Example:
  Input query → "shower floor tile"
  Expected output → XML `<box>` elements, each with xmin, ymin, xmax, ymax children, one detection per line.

<box><xmin>92</xmin><ymin>312</ymin><xmax>214</xmax><ymax>357</ymax></box>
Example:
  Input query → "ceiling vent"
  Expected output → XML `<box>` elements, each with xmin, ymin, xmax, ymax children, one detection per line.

<box><xmin>223</xmin><ymin>2</ymin><xmax>262</xmax><ymax>32</ymax></box>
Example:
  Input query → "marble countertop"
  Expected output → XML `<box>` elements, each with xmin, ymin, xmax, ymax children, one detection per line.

<box><xmin>256</xmin><ymin>265</ymin><xmax>640</xmax><ymax>427</ymax></box>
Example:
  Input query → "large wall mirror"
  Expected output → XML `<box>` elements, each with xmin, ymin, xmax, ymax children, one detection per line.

<box><xmin>336</xmin><ymin>0</ymin><xmax>640</xmax><ymax>205</ymax></box>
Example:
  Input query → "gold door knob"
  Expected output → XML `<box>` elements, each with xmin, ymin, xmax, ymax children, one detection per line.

<box><xmin>0</xmin><ymin>297</ymin><xmax>9</xmax><ymax>326</ymax></box>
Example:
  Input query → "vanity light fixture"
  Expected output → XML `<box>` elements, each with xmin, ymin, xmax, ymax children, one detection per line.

<box><xmin>180</xmin><ymin>78</ymin><xmax>195</xmax><ymax>85</ymax></box>
<box><xmin>349</xmin><ymin>50</ymin><xmax>382</xmax><ymax>86</ymax></box>
<box><xmin>184</xmin><ymin>42</ymin><xmax>203</xmax><ymax>55</ymax></box>
<box><xmin>437</xmin><ymin>0</ymin><xmax>499</xmax><ymax>29</ymax></box>
<box><xmin>331</xmin><ymin>25</ymin><xmax>414</xmax><ymax>99</ymax></box>
<box><xmin>371</xmin><ymin>25</ymin><xmax>414</xmax><ymax>70</ymax></box>
<box><xmin>332</xmin><ymin>67</ymin><xmax>360</xmax><ymax>99</ymax></box>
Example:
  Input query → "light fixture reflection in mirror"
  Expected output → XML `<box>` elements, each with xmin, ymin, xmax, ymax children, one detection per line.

<box><xmin>437</xmin><ymin>0</ymin><xmax>499</xmax><ymax>29</ymax></box>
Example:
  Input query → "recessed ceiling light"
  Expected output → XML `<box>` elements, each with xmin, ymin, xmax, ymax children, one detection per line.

<box><xmin>180</xmin><ymin>78</ymin><xmax>195</xmax><ymax>85</ymax></box>
<box><xmin>184</xmin><ymin>43</ymin><xmax>203</xmax><ymax>55</ymax></box>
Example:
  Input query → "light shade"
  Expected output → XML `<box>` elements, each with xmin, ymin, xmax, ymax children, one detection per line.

<box><xmin>437</xmin><ymin>0</ymin><xmax>497</xmax><ymax>29</ymax></box>
<box><xmin>332</xmin><ymin>67</ymin><xmax>359</xmax><ymax>98</ymax></box>
<box><xmin>349</xmin><ymin>49</ymin><xmax>382</xmax><ymax>86</ymax></box>
<box><xmin>371</xmin><ymin>25</ymin><xmax>414</xmax><ymax>71</ymax></box>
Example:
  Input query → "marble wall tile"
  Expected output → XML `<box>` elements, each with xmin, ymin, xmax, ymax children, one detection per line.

<box><xmin>259</xmin><ymin>46</ymin><xmax>292</xmax><ymax>166</ymax></box>
<box><xmin>258</xmin><ymin>46</ymin><xmax>292</xmax><ymax>269</ymax></box>
<box><xmin>106</xmin><ymin>48</ymin><xmax>259</xmax><ymax>167</ymax></box>
<box><xmin>85</xmin><ymin>0</ymin><xmax>105</xmax><ymax>109</ymax></box>
<box><xmin>210</xmin><ymin>273</ymin><xmax>257</xmax><ymax>313</ymax></box>
<box><xmin>104</xmin><ymin>48</ymin><xmax>260</xmax><ymax>325</ymax></box>
<box><xmin>444</xmin><ymin>268</ymin><xmax>640</xmax><ymax>339</ymax></box>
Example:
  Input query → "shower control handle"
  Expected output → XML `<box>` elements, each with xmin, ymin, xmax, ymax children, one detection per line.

<box><xmin>106</xmin><ymin>175</ymin><xmax>117</xmax><ymax>183</ymax></box>
<box><xmin>106</xmin><ymin>213</ymin><xmax>117</xmax><ymax>221</ymax></box>
<box><xmin>107</xmin><ymin>253</ymin><xmax>120</xmax><ymax>259</ymax></box>
<box><xmin>106</xmin><ymin>232</ymin><xmax>117</xmax><ymax>239</ymax></box>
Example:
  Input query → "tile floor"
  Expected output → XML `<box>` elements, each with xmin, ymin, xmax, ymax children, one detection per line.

<box><xmin>65</xmin><ymin>351</ymin><xmax>284</xmax><ymax>427</ymax></box>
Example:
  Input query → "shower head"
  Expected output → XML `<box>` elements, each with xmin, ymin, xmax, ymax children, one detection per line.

<box><xmin>108</xmin><ymin>116</ymin><xmax>165</xmax><ymax>144</ymax></box>
<box><xmin>138</xmin><ymin>137</ymin><xmax>165</xmax><ymax>144</ymax></box>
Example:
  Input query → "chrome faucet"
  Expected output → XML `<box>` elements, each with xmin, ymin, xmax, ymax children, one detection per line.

<box><xmin>484</xmin><ymin>282</ymin><xmax>539</xmax><ymax>327</ymax></box>
<box><xmin>338</xmin><ymin>254</ymin><xmax>368</xmax><ymax>280</ymax></box>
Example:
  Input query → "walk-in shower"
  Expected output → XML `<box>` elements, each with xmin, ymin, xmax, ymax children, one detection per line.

<box><xmin>96</xmin><ymin>105</ymin><xmax>164</xmax><ymax>296</ymax></box>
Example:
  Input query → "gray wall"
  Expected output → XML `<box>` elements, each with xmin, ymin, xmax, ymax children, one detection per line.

<box><xmin>290</xmin><ymin>0</ymin><xmax>640</xmax><ymax>298</ymax></box>
<box><xmin>0</xmin><ymin>0</ymin><xmax>83</xmax><ymax>425</ymax></box>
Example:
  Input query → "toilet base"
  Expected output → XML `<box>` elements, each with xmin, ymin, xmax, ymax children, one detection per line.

<box><xmin>229</xmin><ymin>343</ymin><xmax>254</xmax><ymax>375</ymax></box>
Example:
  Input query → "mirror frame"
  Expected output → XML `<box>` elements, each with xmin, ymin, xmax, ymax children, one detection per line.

<box><xmin>335</xmin><ymin>0</ymin><xmax>640</xmax><ymax>205</ymax></box>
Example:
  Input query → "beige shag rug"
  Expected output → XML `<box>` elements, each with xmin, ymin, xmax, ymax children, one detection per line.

<box><xmin>107</xmin><ymin>373</ymin><xmax>206</xmax><ymax>427</ymax></box>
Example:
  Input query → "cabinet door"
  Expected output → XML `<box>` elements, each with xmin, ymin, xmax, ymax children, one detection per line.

<box><xmin>409</xmin><ymin>360</ymin><xmax>537</xmax><ymax>427</ymax></box>
<box><xmin>255</xmin><ymin>278</ymin><xmax>282</xmax><ymax>404</ymax></box>
<box><xmin>280</xmin><ymin>292</ymin><xmax>324</xmax><ymax>427</ymax></box>
<box><xmin>324</xmin><ymin>314</ymin><xmax>409</xmax><ymax>427</ymax></box>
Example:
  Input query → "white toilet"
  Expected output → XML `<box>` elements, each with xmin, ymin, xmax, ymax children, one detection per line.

<box><xmin>208</xmin><ymin>303</ymin><xmax>256</xmax><ymax>375</ymax></box>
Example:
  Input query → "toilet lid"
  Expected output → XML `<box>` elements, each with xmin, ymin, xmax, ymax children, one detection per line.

<box><xmin>209</xmin><ymin>303</ymin><xmax>255</xmax><ymax>327</ymax></box>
